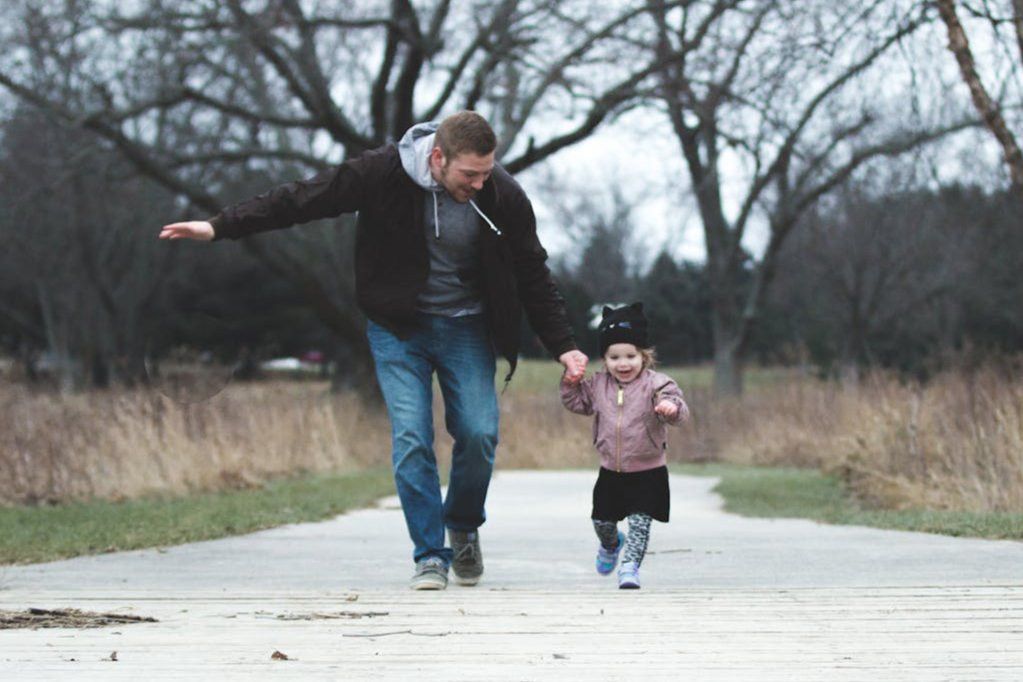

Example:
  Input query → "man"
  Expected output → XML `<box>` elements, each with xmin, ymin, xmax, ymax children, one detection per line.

<box><xmin>160</xmin><ymin>111</ymin><xmax>588</xmax><ymax>590</ymax></box>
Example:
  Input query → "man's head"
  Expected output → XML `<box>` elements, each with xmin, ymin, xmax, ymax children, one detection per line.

<box><xmin>429</xmin><ymin>111</ymin><xmax>497</xmax><ymax>203</ymax></box>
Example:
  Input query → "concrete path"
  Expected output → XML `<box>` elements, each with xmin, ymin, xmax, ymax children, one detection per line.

<box><xmin>2</xmin><ymin>471</ymin><xmax>1022</xmax><ymax>679</ymax></box>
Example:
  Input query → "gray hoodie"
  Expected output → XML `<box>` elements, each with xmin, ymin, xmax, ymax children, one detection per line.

<box><xmin>398</xmin><ymin>122</ymin><xmax>501</xmax><ymax>317</ymax></box>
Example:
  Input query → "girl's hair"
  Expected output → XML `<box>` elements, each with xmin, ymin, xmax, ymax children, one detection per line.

<box><xmin>604</xmin><ymin>344</ymin><xmax>658</xmax><ymax>370</ymax></box>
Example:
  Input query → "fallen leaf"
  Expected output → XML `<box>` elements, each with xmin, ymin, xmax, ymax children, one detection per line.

<box><xmin>271</xmin><ymin>650</ymin><xmax>290</xmax><ymax>661</ymax></box>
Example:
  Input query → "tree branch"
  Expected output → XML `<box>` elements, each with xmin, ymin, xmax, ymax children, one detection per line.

<box><xmin>423</xmin><ymin>0</ymin><xmax>522</xmax><ymax>122</ymax></box>
<box><xmin>936</xmin><ymin>0</ymin><xmax>1023</xmax><ymax>190</ymax></box>
<box><xmin>165</xmin><ymin>149</ymin><xmax>329</xmax><ymax>171</ymax></box>
<box><xmin>503</xmin><ymin>49</ymin><xmax>686</xmax><ymax>173</ymax></box>
<box><xmin>730</xmin><ymin>11</ymin><xmax>927</xmax><ymax>245</ymax></box>
<box><xmin>224</xmin><ymin>0</ymin><xmax>374</xmax><ymax>149</ymax></box>
<box><xmin>789</xmin><ymin>120</ymin><xmax>980</xmax><ymax>219</ymax></box>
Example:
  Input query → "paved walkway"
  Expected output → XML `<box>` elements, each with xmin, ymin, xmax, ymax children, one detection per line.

<box><xmin>2</xmin><ymin>471</ymin><xmax>1022</xmax><ymax>679</ymax></box>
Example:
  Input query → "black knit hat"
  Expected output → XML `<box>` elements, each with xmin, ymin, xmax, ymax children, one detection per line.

<box><xmin>598</xmin><ymin>302</ymin><xmax>649</xmax><ymax>355</ymax></box>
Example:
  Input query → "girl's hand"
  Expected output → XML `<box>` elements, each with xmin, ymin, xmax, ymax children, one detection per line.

<box><xmin>561</xmin><ymin>369</ymin><xmax>584</xmax><ymax>386</ymax></box>
<box><xmin>654</xmin><ymin>400</ymin><xmax>678</xmax><ymax>418</ymax></box>
<box><xmin>559</xmin><ymin>350</ymin><xmax>588</xmax><ymax>383</ymax></box>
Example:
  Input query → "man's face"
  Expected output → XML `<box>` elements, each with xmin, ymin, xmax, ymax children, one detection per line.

<box><xmin>430</xmin><ymin>148</ymin><xmax>494</xmax><ymax>203</ymax></box>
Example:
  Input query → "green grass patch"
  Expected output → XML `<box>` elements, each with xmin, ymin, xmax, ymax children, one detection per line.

<box><xmin>673</xmin><ymin>462</ymin><xmax>1023</xmax><ymax>540</ymax></box>
<box><xmin>0</xmin><ymin>468</ymin><xmax>395</xmax><ymax>565</ymax></box>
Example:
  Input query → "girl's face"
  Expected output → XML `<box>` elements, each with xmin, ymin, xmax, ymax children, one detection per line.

<box><xmin>604</xmin><ymin>343</ymin><xmax>643</xmax><ymax>383</ymax></box>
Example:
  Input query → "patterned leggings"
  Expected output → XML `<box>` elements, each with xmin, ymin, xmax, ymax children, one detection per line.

<box><xmin>593</xmin><ymin>514</ymin><xmax>652</xmax><ymax>566</ymax></box>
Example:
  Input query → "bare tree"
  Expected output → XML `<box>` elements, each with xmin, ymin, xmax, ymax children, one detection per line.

<box><xmin>935</xmin><ymin>0</ymin><xmax>1023</xmax><ymax>193</ymax></box>
<box><xmin>643</xmin><ymin>0</ymin><xmax>975</xmax><ymax>395</ymax></box>
<box><xmin>0</xmin><ymin>0</ymin><xmax>668</xmax><ymax>387</ymax></box>
<box><xmin>0</xmin><ymin>106</ymin><xmax>174</xmax><ymax>389</ymax></box>
<box><xmin>772</xmin><ymin>179</ymin><xmax>967</xmax><ymax>381</ymax></box>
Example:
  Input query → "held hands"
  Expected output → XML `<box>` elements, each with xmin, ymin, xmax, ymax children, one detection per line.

<box><xmin>159</xmin><ymin>220</ymin><xmax>215</xmax><ymax>241</ymax></box>
<box><xmin>654</xmin><ymin>399</ymin><xmax>679</xmax><ymax>419</ymax></box>
<box><xmin>559</xmin><ymin>349</ymin><xmax>588</xmax><ymax>385</ymax></box>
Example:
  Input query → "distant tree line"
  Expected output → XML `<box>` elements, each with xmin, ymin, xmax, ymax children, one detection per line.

<box><xmin>2</xmin><ymin>100</ymin><xmax>1020</xmax><ymax>388</ymax></box>
<box><xmin>538</xmin><ymin>182</ymin><xmax>1023</xmax><ymax>379</ymax></box>
<box><xmin>1</xmin><ymin>1</ymin><xmax>1019</xmax><ymax>393</ymax></box>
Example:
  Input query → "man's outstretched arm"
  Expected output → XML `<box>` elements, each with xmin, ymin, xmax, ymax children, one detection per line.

<box><xmin>158</xmin><ymin>146</ymin><xmax>382</xmax><ymax>243</ymax></box>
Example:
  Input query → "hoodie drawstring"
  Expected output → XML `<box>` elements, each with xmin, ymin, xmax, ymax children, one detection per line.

<box><xmin>469</xmin><ymin>199</ymin><xmax>502</xmax><ymax>236</ymax></box>
<box><xmin>432</xmin><ymin>192</ymin><xmax>440</xmax><ymax>239</ymax></box>
<box><xmin>432</xmin><ymin>194</ymin><xmax>503</xmax><ymax>239</ymax></box>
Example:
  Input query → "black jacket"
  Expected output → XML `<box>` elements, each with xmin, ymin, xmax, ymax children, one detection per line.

<box><xmin>209</xmin><ymin>144</ymin><xmax>576</xmax><ymax>378</ymax></box>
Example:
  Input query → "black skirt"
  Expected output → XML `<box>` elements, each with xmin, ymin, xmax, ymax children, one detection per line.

<box><xmin>591</xmin><ymin>465</ymin><xmax>670</xmax><ymax>522</ymax></box>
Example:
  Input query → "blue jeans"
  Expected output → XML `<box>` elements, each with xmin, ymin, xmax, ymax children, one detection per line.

<box><xmin>366</xmin><ymin>314</ymin><xmax>499</xmax><ymax>565</ymax></box>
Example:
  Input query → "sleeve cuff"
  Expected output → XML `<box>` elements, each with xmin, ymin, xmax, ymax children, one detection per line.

<box><xmin>549</xmin><ymin>338</ymin><xmax>578</xmax><ymax>359</ymax></box>
<box><xmin>207</xmin><ymin>214</ymin><xmax>226</xmax><ymax>241</ymax></box>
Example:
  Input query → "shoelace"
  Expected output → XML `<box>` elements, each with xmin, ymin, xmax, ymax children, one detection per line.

<box><xmin>453</xmin><ymin>542</ymin><xmax>477</xmax><ymax>563</ymax></box>
<box><xmin>417</xmin><ymin>558</ymin><xmax>446</xmax><ymax>574</ymax></box>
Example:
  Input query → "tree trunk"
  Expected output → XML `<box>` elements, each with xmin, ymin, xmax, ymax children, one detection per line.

<box><xmin>712</xmin><ymin>336</ymin><xmax>744</xmax><ymax>397</ymax></box>
<box><xmin>936</xmin><ymin>0</ymin><xmax>1023</xmax><ymax>193</ymax></box>
<box><xmin>710</xmin><ymin>290</ymin><xmax>744</xmax><ymax>397</ymax></box>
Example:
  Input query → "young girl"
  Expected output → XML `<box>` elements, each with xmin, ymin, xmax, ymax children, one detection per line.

<box><xmin>560</xmin><ymin>303</ymin><xmax>690</xmax><ymax>589</ymax></box>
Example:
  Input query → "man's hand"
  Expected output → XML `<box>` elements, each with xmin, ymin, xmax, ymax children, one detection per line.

<box><xmin>559</xmin><ymin>349</ymin><xmax>588</xmax><ymax>384</ymax></box>
<box><xmin>159</xmin><ymin>220</ymin><xmax>215</xmax><ymax>241</ymax></box>
<box><xmin>654</xmin><ymin>400</ymin><xmax>679</xmax><ymax>419</ymax></box>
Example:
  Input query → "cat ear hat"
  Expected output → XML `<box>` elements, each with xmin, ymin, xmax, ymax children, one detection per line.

<box><xmin>598</xmin><ymin>302</ymin><xmax>648</xmax><ymax>355</ymax></box>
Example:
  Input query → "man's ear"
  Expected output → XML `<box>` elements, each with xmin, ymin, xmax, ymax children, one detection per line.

<box><xmin>429</xmin><ymin>146</ymin><xmax>446</xmax><ymax>168</ymax></box>
<box><xmin>602</xmin><ymin>306</ymin><xmax>614</xmax><ymax>318</ymax></box>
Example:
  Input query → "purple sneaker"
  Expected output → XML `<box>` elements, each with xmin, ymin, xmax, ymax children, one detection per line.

<box><xmin>596</xmin><ymin>531</ymin><xmax>625</xmax><ymax>575</ymax></box>
<box><xmin>618</xmin><ymin>561</ymin><xmax>641</xmax><ymax>589</ymax></box>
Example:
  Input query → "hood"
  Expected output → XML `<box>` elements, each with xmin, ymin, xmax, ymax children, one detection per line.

<box><xmin>398</xmin><ymin>121</ymin><xmax>442</xmax><ymax>191</ymax></box>
<box><xmin>396</xmin><ymin>121</ymin><xmax>503</xmax><ymax>239</ymax></box>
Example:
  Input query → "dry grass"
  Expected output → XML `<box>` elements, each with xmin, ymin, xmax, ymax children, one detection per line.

<box><xmin>5</xmin><ymin>359</ymin><xmax>1022</xmax><ymax>514</ymax></box>
<box><xmin>0</xmin><ymin>380</ymin><xmax>391</xmax><ymax>505</ymax></box>
<box><xmin>692</xmin><ymin>367</ymin><xmax>1023</xmax><ymax>513</ymax></box>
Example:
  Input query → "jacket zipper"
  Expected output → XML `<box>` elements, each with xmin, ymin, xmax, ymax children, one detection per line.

<box><xmin>616</xmin><ymin>384</ymin><xmax>624</xmax><ymax>472</ymax></box>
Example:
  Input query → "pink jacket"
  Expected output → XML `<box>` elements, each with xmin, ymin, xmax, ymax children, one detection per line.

<box><xmin>560</xmin><ymin>369</ymin><xmax>690</xmax><ymax>472</ymax></box>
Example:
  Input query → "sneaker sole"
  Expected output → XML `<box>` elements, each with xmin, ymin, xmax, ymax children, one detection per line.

<box><xmin>618</xmin><ymin>582</ymin><xmax>641</xmax><ymax>590</ymax></box>
<box><xmin>453</xmin><ymin>574</ymin><xmax>481</xmax><ymax>586</ymax></box>
<box><xmin>410</xmin><ymin>578</ymin><xmax>448</xmax><ymax>591</ymax></box>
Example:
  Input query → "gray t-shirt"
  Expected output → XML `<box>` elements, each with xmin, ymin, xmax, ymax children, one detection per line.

<box><xmin>416</xmin><ymin>190</ymin><xmax>485</xmax><ymax>316</ymax></box>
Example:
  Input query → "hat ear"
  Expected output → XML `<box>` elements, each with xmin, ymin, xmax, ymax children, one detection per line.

<box><xmin>630</xmin><ymin>302</ymin><xmax>644</xmax><ymax>313</ymax></box>
<box><xmin>602</xmin><ymin>306</ymin><xmax>614</xmax><ymax>318</ymax></box>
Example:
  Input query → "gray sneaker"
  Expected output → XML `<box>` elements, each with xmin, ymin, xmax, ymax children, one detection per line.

<box><xmin>448</xmin><ymin>529</ymin><xmax>483</xmax><ymax>586</ymax></box>
<box><xmin>410</xmin><ymin>556</ymin><xmax>448</xmax><ymax>591</ymax></box>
